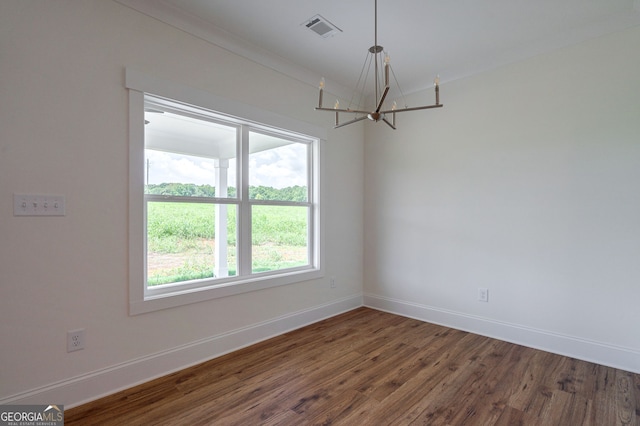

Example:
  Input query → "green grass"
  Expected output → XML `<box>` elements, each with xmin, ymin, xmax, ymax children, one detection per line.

<box><xmin>147</xmin><ymin>202</ymin><xmax>234</xmax><ymax>252</ymax></box>
<box><xmin>146</xmin><ymin>202</ymin><xmax>308</xmax><ymax>286</ymax></box>
<box><xmin>251</xmin><ymin>205</ymin><xmax>307</xmax><ymax>246</ymax></box>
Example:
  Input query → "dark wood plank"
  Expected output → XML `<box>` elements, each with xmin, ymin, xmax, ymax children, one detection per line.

<box><xmin>615</xmin><ymin>370</ymin><xmax>637</xmax><ymax>425</ymax></box>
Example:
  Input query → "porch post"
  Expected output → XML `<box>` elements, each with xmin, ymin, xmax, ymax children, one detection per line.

<box><xmin>214</xmin><ymin>159</ymin><xmax>229</xmax><ymax>277</ymax></box>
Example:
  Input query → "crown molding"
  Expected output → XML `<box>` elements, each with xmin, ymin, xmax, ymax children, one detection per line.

<box><xmin>114</xmin><ymin>0</ymin><xmax>352</xmax><ymax>99</ymax></box>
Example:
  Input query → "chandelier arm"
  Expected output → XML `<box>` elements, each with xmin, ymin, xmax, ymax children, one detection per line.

<box><xmin>379</xmin><ymin>104</ymin><xmax>443</xmax><ymax>114</ymax></box>
<box><xmin>382</xmin><ymin>117</ymin><xmax>396</xmax><ymax>130</ymax></box>
<box><xmin>334</xmin><ymin>115</ymin><xmax>368</xmax><ymax>129</ymax></box>
<box><xmin>375</xmin><ymin>85</ymin><xmax>390</xmax><ymax>113</ymax></box>
<box><xmin>316</xmin><ymin>107</ymin><xmax>372</xmax><ymax>115</ymax></box>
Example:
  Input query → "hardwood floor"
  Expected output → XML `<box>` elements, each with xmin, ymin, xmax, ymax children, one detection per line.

<box><xmin>65</xmin><ymin>307</ymin><xmax>639</xmax><ymax>425</ymax></box>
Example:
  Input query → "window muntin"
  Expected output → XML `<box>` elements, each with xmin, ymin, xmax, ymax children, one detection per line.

<box><xmin>141</xmin><ymin>94</ymin><xmax>316</xmax><ymax>295</ymax></box>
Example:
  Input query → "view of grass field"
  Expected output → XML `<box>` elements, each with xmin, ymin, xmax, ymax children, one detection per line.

<box><xmin>147</xmin><ymin>201</ymin><xmax>308</xmax><ymax>286</ymax></box>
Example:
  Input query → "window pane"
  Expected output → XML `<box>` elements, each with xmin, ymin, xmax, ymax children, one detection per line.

<box><xmin>146</xmin><ymin>201</ymin><xmax>237</xmax><ymax>286</ymax></box>
<box><xmin>251</xmin><ymin>205</ymin><xmax>309</xmax><ymax>273</ymax></box>
<box><xmin>249</xmin><ymin>132</ymin><xmax>308</xmax><ymax>201</ymax></box>
<box><xmin>144</xmin><ymin>107</ymin><xmax>237</xmax><ymax>198</ymax></box>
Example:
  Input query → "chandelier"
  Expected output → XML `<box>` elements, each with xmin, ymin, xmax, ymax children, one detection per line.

<box><xmin>315</xmin><ymin>0</ymin><xmax>443</xmax><ymax>129</ymax></box>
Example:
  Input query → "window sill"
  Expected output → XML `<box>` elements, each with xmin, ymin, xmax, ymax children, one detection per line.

<box><xmin>129</xmin><ymin>268</ymin><xmax>323</xmax><ymax>315</ymax></box>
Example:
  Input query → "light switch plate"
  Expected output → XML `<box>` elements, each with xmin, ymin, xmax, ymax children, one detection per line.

<box><xmin>13</xmin><ymin>194</ymin><xmax>66</xmax><ymax>216</ymax></box>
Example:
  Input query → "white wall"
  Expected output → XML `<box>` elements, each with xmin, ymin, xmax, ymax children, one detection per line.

<box><xmin>364</xmin><ymin>25</ymin><xmax>640</xmax><ymax>373</ymax></box>
<box><xmin>0</xmin><ymin>1</ymin><xmax>363</xmax><ymax>406</ymax></box>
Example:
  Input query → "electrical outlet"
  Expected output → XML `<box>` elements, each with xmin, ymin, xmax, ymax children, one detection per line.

<box><xmin>67</xmin><ymin>329</ymin><xmax>85</xmax><ymax>352</ymax></box>
<box><xmin>478</xmin><ymin>288</ymin><xmax>489</xmax><ymax>302</ymax></box>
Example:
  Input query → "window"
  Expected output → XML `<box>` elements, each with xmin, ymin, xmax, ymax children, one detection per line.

<box><xmin>127</xmin><ymin>70</ymin><xmax>324</xmax><ymax>314</ymax></box>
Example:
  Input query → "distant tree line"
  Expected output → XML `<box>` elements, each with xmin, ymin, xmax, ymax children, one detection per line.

<box><xmin>145</xmin><ymin>183</ymin><xmax>307</xmax><ymax>202</ymax></box>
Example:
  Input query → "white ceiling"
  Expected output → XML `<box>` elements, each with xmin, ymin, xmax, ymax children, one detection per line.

<box><xmin>118</xmin><ymin>0</ymin><xmax>640</xmax><ymax>102</ymax></box>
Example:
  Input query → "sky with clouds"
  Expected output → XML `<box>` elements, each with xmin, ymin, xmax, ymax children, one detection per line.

<box><xmin>145</xmin><ymin>143</ymin><xmax>307</xmax><ymax>189</ymax></box>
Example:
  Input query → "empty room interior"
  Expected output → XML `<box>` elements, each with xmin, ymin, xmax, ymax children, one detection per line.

<box><xmin>1</xmin><ymin>0</ymin><xmax>639</xmax><ymax>424</ymax></box>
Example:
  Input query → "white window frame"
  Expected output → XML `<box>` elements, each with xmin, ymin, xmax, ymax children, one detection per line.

<box><xmin>126</xmin><ymin>69</ymin><xmax>325</xmax><ymax>315</ymax></box>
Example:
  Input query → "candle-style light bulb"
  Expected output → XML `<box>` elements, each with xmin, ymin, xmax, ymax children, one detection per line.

<box><xmin>434</xmin><ymin>75</ymin><xmax>440</xmax><ymax>86</ymax></box>
<box><xmin>318</xmin><ymin>78</ymin><xmax>325</xmax><ymax>108</ymax></box>
<box><xmin>334</xmin><ymin>100</ymin><xmax>340</xmax><ymax>109</ymax></box>
<box><xmin>384</xmin><ymin>53</ymin><xmax>391</xmax><ymax>87</ymax></box>
<box><xmin>392</xmin><ymin>101</ymin><xmax>397</xmax><ymax>111</ymax></box>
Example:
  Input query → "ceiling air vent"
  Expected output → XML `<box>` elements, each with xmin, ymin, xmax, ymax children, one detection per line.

<box><xmin>303</xmin><ymin>14</ymin><xmax>342</xmax><ymax>38</ymax></box>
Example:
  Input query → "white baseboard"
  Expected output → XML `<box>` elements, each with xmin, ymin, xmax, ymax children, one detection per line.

<box><xmin>364</xmin><ymin>293</ymin><xmax>640</xmax><ymax>374</ymax></box>
<box><xmin>6</xmin><ymin>292</ymin><xmax>636</xmax><ymax>409</ymax></box>
<box><xmin>1</xmin><ymin>295</ymin><xmax>363</xmax><ymax>409</ymax></box>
